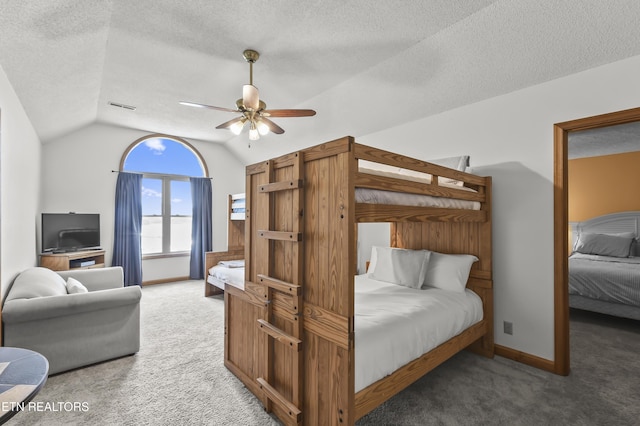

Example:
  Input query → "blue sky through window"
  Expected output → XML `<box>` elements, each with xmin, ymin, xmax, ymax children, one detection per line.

<box><xmin>123</xmin><ymin>138</ymin><xmax>204</xmax><ymax>216</ymax></box>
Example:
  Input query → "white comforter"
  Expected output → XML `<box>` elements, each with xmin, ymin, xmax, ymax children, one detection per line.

<box><xmin>207</xmin><ymin>265</ymin><xmax>245</xmax><ymax>291</ymax></box>
<box><xmin>355</xmin><ymin>274</ymin><xmax>483</xmax><ymax>392</ymax></box>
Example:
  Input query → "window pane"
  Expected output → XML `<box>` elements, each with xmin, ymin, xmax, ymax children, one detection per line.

<box><xmin>170</xmin><ymin>180</ymin><xmax>192</xmax><ymax>252</ymax></box>
<box><xmin>171</xmin><ymin>180</ymin><xmax>192</xmax><ymax>216</ymax></box>
<box><xmin>171</xmin><ymin>216</ymin><xmax>192</xmax><ymax>252</ymax></box>
<box><xmin>142</xmin><ymin>216</ymin><xmax>163</xmax><ymax>254</ymax></box>
<box><xmin>141</xmin><ymin>178</ymin><xmax>162</xmax><ymax>254</ymax></box>
<box><xmin>141</xmin><ymin>178</ymin><xmax>162</xmax><ymax>215</ymax></box>
<box><xmin>124</xmin><ymin>138</ymin><xmax>205</xmax><ymax>176</ymax></box>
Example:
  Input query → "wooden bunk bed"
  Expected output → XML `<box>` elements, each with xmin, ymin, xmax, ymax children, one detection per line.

<box><xmin>204</xmin><ymin>193</ymin><xmax>246</xmax><ymax>297</ymax></box>
<box><xmin>224</xmin><ymin>136</ymin><xmax>493</xmax><ymax>425</ymax></box>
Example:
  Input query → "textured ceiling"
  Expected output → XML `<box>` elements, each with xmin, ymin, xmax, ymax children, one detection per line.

<box><xmin>569</xmin><ymin>121</ymin><xmax>640</xmax><ymax>159</ymax></box>
<box><xmin>2</xmin><ymin>0</ymin><xmax>640</xmax><ymax>164</ymax></box>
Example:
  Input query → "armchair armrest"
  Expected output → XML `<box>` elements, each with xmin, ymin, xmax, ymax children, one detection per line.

<box><xmin>2</xmin><ymin>286</ymin><xmax>141</xmax><ymax>324</ymax></box>
<box><xmin>57</xmin><ymin>267</ymin><xmax>125</xmax><ymax>292</ymax></box>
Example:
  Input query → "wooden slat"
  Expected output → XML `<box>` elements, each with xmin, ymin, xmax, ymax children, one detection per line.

<box><xmin>301</xmin><ymin>136</ymin><xmax>353</xmax><ymax>163</ymax></box>
<box><xmin>259</xmin><ymin>179</ymin><xmax>303</xmax><ymax>193</ymax></box>
<box><xmin>257</xmin><ymin>319</ymin><xmax>302</xmax><ymax>351</ymax></box>
<box><xmin>467</xmin><ymin>277</ymin><xmax>493</xmax><ymax>290</ymax></box>
<box><xmin>303</xmin><ymin>303</ymin><xmax>351</xmax><ymax>349</ymax></box>
<box><xmin>258</xmin><ymin>274</ymin><xmax>302</xmax><ymax>296</ymax></box>
<box><xmin>353</xmin><ymin>142</ymin><xmax>488</xmax><ymax>187</ymax></box>
<box><xmin>355</xmin><ymin>203</ymin><xmax>487</xmax><ymax>223</ymax></box>
<box><xmin>272</xmin><ymin>302</ymin><xmax>300</xmax><ymax>322</ymax></box>
<box><xmin>257</xmin><ymin>378</ymin><xmax>302</xmax><ymax>425</ymax></box>
<box><xmin>354</xmin><ymin>172</ymin><xmax>485</xmax><ymax>202</ymax></box>
<box><xmin>258</xmin><ymin>230</ymin><xmax>303</xmax><ymax>241</ymax></box>
<box><xmin>246</xmin><ymin>160</ymin><xmax>270</xmax><ymax>176</ymax></box>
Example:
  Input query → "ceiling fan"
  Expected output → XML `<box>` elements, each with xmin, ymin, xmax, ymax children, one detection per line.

<box><xmin>180</xmin><ymin>49</ymin><xmax>316</xmax><ymax>141</ymax></box>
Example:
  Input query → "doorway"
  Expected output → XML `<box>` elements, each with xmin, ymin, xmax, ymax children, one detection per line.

<box><xmin>553</xmin><ymin>106</ymin><xmax>640</xmax><ymax>375</ymax></box>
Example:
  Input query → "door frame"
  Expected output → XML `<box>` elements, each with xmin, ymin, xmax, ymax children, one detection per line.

<box><xmin>553</xmin><ymin>106</ymin><xmax>640</xmax><ymax>375</ymax></box>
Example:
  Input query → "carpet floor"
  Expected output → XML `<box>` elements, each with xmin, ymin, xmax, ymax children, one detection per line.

<box><xmin>9</xmin><ymin>280</ymin><xmax>640</xmax><ymax>425</ymax></box>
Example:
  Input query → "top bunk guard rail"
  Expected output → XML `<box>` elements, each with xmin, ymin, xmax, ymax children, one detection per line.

<box><xmin>246</xmin><ymin>137</ymin><xmax>491</xmax><ymax>225</ymax></box>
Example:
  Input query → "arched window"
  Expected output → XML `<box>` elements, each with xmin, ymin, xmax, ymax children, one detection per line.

<box><xmin>121</xmin><ymin>135</ymin><xmax>208</xmax><ymax>256</ymax></box>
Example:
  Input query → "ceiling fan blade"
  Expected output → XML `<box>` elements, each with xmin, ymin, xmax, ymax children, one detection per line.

<box><xmin>260</xmin><ymin>117</ymin><xmax>285</xmax><ymax>134</ymax></box>
<box><xmin>215</xmin><ymin>116</ymin><xmax>245</xmax><ymax>130</ymax></box>
<box><xmin>242</xmin><ymin>84</ymin><xmax>260</xmax><ymax>110</ymax></box>
<box><xmin>179</xmin><ymin>101</ymin><xmax>239</xmax><ymax>113</ymax></box>
<box><xmin>262</xmin><ymin>109</ymin><xmax>316</xmax><ymax>118</ymax></box>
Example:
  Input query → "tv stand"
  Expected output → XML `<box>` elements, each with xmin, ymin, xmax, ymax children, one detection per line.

<box><xmin>40</xmin><ymin>249</ymin><xmax>106</xmax><ymax>271</ymax></box>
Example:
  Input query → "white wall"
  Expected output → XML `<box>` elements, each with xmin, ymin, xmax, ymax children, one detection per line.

<box><xmin>41</xmin><ymin>123</ymin><xmax>245</xmax><ymax>282</ymax></box>
<box><xmin>358</xmin><ymin>54</ymin><xmax>640</xmax><ymax>361</ymax></box>
<box><xmin>0</xmin><ymin>64</ymin><xmax>42</xmax><ymax>298</ymax></box>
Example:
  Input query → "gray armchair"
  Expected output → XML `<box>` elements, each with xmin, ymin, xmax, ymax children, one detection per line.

<box><xmin>2</xmin><ymin>266</ymin><xmax>141</xmax><ymax>375</ymax></box>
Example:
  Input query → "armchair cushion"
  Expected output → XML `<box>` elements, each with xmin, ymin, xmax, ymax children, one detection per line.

<box><xmin>5</xmin><ymin>267</ymin><xmax>67</xmax><ymax>301</ymax></box>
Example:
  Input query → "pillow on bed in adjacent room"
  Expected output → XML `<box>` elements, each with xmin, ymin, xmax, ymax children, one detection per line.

<box><xmin>422</xmin><ymin>251</ymin><xmax>478</xmax><ymax>293</ymax></box>
<box><xmin>573</xmin><ymin>232</ymin><xmax>635</xmax><ymax>258</ymax></box>
<box><xmin>368</xmin><ymin>246</ymin><xmax>430</xmax><ymax>289</ymax></box>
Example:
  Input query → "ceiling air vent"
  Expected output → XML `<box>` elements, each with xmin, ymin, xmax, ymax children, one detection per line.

<box><xmin>108</xmin><ymin>101</ymin><xmax>136</xmax><ymax>111</ymax></box>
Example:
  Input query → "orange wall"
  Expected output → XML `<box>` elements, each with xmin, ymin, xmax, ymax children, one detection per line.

<box><xmin>568</xmin><ymin>150</ymin><xmax>640</xmax><ymax>222</ymax></box>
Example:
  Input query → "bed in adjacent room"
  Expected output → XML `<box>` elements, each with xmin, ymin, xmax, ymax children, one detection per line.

<box><xmin>569</xmin><ymin>211</ymin><xmax>640</xmax><ymax>320</ymax></box>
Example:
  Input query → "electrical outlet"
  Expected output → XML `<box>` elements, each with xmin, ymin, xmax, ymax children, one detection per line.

<box><xmin>503</xmin><ymin>321</ymin><xmax>513</xmax><ymax>335</ymax></box>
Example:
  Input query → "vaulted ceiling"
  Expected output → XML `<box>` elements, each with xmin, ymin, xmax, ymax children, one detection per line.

<box><xmin>2</xmin><ymin>1</ymin><xmax>640</xmax><ymax>163</ymax></box>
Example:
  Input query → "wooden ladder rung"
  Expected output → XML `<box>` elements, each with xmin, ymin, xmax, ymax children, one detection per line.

<box><xmin>258</xmin><ymin>274</ymin><xmax>302</xmax><ymax>296</ymax></box>
<box><xmin>259</xmin><ymin>179</ymin><xmax>303</xmax><ymax>193</ymax></box>
<box><xmin>258</xmin><ymin>230</ymin><xmax>302</xmax><ymax>241</ymax></box>
<box><xmin>257</xmin><ymin>377</ymin><xmax>302</xmax><ymax>424</ymax></box>
<box><xmin>257</xmin><ymin>319</ymin><xmax>302</xmax><ymax>351</ymax></box>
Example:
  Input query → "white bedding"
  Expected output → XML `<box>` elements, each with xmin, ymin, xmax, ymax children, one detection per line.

<box><xmin>207</xmin><ymin>265</ymin><xmax>245</xmax><ymax>291</ymax></box>
<box><xmin>355</xmin><ymin>274</ymin><xmax>483</xmax><ymax>392</ymax></box>
<box><xmin>355</xmin><ymin>188</ymin><xmax>480</xmax><ymax>210</ymax></box>
<box><xmin>357</xmin><ymin>166</ymin><xmax>481</xmax><ymax>210</ymax></box>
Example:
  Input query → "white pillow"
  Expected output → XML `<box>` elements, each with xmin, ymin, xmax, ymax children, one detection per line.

<box><xmin>369</xmin><ymin>246</ymin><xmax>430</xmax><ymax>289</ymax></box>
<box><xmin>422</xmin><ymin>251</ymin><xmax>478</xmax><ymax>293</ymax></box>
<box><xmin>66</xmin><ymin>277</ymin><xmax>89</xmax><ymax>294</ymax></box>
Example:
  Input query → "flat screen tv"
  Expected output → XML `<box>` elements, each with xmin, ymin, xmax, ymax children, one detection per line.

<box><xmin>41</xmin><ymin>213</ymin><xmax>101</xmax><ymax>253</ymax></box>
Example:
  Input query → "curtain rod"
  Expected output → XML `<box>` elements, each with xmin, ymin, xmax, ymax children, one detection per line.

<box><xmin>111</xmin><ymin>170</ymin><xmax>212</xmax><ymax>180</ymax></box>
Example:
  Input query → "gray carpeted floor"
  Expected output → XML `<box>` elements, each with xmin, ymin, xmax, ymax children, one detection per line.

<box><xmin>10</xmin><ymin>280</ymin><xmax>640</xmax><ymax>425</ymax></box>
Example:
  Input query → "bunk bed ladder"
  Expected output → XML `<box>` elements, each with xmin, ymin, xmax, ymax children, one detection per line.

<box><xmin>256</xmin><ymin>152</ymin><xmax>305</xmax><ymax>426</ymax></box>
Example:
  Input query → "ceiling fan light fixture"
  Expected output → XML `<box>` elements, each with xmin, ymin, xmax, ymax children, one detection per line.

<box><xmin>257</xmin><ymin>120</ymin><xmax>270</xmax><ymax>136</ymax></box>
<box><xmin>181</xmin><ymin>48</ymin><xmax>316</xmax><ymax>143</ymax></box>
<box><xmin>229</xmin><ymin>118</ymin><xmax>246</xmax><ymax>135</ymax></box>
<box><xmin>249</xmin><ymin>121</ymin><xmax>260</xmax><ymax>140</ymax></box>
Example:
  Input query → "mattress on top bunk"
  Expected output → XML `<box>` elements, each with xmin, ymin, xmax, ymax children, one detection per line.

<box><xmin>208</xmin><ymin>262</ymin><xmax>245</xmax><ymax>291</ymax></box>
<box><xmin>357</xmin><ymin>163</ymin><xmax>481</xmax><ymax>210</ymax></box>
<box><xmin>354</xmin><ymin>273</ymin><xmax>483</xmax><ymax>392</ymax></box>
<box><xmin>569</xmin><ymin>253</ymin><xmax>640</xmax><ymax>307</ymax></box>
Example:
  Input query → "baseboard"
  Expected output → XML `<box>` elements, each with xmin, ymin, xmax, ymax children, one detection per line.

<box><xmin>142</xmin><ymin>276</ymin><xmax>191</xmax><ymax>286</ymax></box>
<box><xmin>494</xmin><ymin>344</ymin><xmax>557</xmax><ymax>374</ymax></box>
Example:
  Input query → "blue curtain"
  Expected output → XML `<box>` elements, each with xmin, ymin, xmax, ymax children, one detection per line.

<box><xmin>190</xmin><ymin>177</ymin><xmax>212</xmax><ymax>279</ymax></box>
<box><xmin>112</xmin><ymin>172</ymin><xmax>143</xmax><ymax>286</ymax></box>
